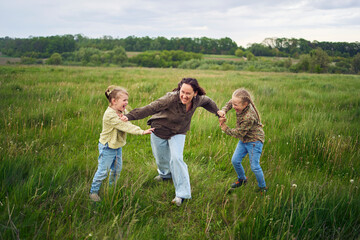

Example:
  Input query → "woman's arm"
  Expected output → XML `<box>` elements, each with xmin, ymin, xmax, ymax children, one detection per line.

<box><xmin>125</xmin><ymin>93</ymin><xmax>172</xmax><ymax>120</ymax></box>
<box><xmin>199</xmin><ymin>96</ymin><xmax>220</xmax><ymax>116</ymax></box>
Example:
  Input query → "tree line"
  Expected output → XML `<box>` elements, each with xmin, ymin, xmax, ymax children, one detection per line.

<box><xmin>1</xmin><ymin>35</ymin><xmax>359</xmax><ymax>58</ymax></box>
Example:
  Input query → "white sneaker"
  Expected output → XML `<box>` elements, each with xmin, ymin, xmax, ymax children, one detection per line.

<box><xmin>89</xmin><ymin>193</ymin><xmax>101</xmax><ymax>202</ymax></box>
<box><xmin>154</xmin><ymin>175</ymin><xmax>163</xmax><ymax>181</ymax></box>
<box><xmin>171</xmin><ymin>197</ymin><xmax>183</xmax><ymax>207</ymax></box>
<box><xmin>154</xmin><ymin>175</ymin><xmax>171</xmax><ymax>181</ymax></box>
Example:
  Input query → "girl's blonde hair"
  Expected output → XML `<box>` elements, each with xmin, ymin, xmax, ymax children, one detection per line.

<box><xmin>105</xmin><ymin>85</ymin><xmax>128</xmax><ymax>104</ymax></box>
<box><xmin>232</xmin><ymin>88</ymin><xmax>262</xmax><ymax>124</ymax></box>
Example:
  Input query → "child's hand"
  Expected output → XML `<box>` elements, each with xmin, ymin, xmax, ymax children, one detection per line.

<box><xmin>143</xmin><ymin>128</ymin><xmax>155</xmax><ymax>135</ymax></box>
<box><xmin>219</xmin><ymin>116</ymin><xmax>227</xmax><ymax>125</ymax></box>
<box><xmin>217</xmin><ymin>110</ymin><xmax>226</xmax><ymax>118</ymax></box>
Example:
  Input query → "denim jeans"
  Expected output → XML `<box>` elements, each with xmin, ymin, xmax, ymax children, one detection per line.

<box><xmin>231</xmin><ymin>140</ymin><xmax>266</xmax><ymax>188</ymax></box>
<box><xmin>90</xmin><ymin>142</ymin><xmax>122</xmax><ymax>194</ymax></box>
<box><xmin>150</xmin><ymin>133</ymin><xmax>191</xmax><ymax>199</ymax></box>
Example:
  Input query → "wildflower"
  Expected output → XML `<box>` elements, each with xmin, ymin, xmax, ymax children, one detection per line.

<box><xmin>292</xmin><ymin>184</ymin><xmax>297</xmax><ymax>188</ymax></box>
<box><xmin>208</xmin><ymin>136</ymin><xmax>211</xmax><ymax>138</ymax></box>
<box><xmin>350</xmin><ymin>179</ymin><xmax>354</xmax><ymax>184</ymax></box>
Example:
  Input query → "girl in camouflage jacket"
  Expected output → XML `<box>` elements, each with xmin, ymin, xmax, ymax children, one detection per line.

<box><xmin>218</xmin><ymin>88</ymin><xmax>267</xmax><ymax>194</ymax></box>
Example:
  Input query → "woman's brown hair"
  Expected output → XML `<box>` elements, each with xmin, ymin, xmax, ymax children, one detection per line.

<box><xmin>173</xmin><ymin>78</ymin><xmax>206</xmax><ymax>95</ymax></box>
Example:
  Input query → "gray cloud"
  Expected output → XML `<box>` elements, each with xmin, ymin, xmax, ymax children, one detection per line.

<box><xmin>1</xmin><ymin>0</ymin><xmax>359</xmax><ymax>46</ymax></box>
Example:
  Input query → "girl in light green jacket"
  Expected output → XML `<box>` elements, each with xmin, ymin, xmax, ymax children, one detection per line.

<box><xmin>90</xmin><ymin>86</ymin><xmax>154</xmax><ymax>202</ymax></box>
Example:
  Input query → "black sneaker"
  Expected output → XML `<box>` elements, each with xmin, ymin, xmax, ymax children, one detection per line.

<box><xmin>230</xmin><ymin>178</ymin><xmax>248</xmax><ymax>188</ymax></box>
<box><xmin>256</xmin><ymin>187</ymin><xmax>268</xmax><ymax>195</ymax></box>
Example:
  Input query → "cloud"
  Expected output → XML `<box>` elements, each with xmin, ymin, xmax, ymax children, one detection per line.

<box><xmin>1</xmin><ymin>0</ymin><xmax>359</xmax><ymax>46</ymax></box>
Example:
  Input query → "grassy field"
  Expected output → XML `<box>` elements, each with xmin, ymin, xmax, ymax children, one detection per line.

<box><xmin>1</xmin><ymin>65</ymin><xmax>360</xmax><ymax>239</ymax></box>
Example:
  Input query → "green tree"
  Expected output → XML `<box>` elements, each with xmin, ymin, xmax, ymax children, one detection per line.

<box><xmin>235</xmin><ymin>49</ymin><xmax>244</xmax><ymax>57</ymax></box>
<box><xmin>309</xmin><ymin>48</ymin><xmax>330</xmax><ymax>73</ymax></box>
<box><xmin>245</xmin><ymin>51</ymin><xmax>255</xmax><ymax>61</ymax></box>
<box><xmin>46</xmin><ymin>53</ymin><xmax>62</xmax><ymax>65</ymax></box>
<box><xmin>352</xmin><ymin>53</ymin><xmax>360</xmax><ymax>74</ymax></box>
<box><xmin>112</xmin><ymin>46</ymin><xmax>128</xmax><ymax>64</ymax></box>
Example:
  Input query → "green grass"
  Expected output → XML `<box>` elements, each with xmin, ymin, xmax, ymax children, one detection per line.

<box><xmin>1</xmin><ymin>65</ymin><xmax>360</xmax><ymax>239</ymax></box>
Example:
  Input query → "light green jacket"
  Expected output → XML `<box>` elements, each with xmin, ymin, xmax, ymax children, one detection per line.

<box><xmin>99</xmin><ymin>107</ymin><xmax>144</xmax><ymax>149</ymax></box>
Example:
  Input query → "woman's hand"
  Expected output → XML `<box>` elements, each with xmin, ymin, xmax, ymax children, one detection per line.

<box><xmin>120</xmin><ymin>115</ymin><xmax>128</xmax><ymax>122</ymax></box>
<box><xmin>217</xmin><ymin>110</ymin><xmax>226</xmax><ymax>118</ymax></box>
<box><xmin>116</xmin><ymin>112</ymin><xmax>128</xmax><ymax>122</ymax></box>
<box><xmin>143</xmin><ymin>128</ymin><xmax>155</xmax><ymax>135</ymax></box>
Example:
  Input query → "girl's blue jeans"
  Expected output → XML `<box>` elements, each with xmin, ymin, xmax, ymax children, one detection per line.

<box><xmin>231</xmin><ymin>140</ymin><xmax>266</xmax><ymax>188</ymax></box>
<box><xmin>150</xmin><ymin>133</ymin><xmax>191</xmax><ymax>199</ymax></box>
<box><xmin>90</xmin><ymin>142</ymin><xmax>122</xmax><ymax>194</ymax></box>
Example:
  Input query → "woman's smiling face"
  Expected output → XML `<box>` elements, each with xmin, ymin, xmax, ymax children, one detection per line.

<box><xmin>179</xmin><ymin>83</ymin><xmax>197</xmax><ymax>105</ymax></box>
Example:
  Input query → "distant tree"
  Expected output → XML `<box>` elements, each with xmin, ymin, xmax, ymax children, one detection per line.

<box><xmin>248</xmin><ymin>43</ymin><xmax>273</xmax><ymax>56</ymax></box>
<box><xmin>235</xmin><ymin>49</ymin><xmax>244</xmax><ymax>57</ymax></box>
<box><xmin>290</xmin><ymin>54</ymin><xmax>311</xmax><ymax>72</ymax></box>
<box><xmin>46</xmin><ymin>53</ymin><xmax>62</xmax><ymax>65</ymax></box>
<box><xmin>309</xmin><ymin>48</ymin><xmax>330</xmax><ymax>73</ymax></box>
<box><xmin>352</xmin><ymin>53</ymin><xmax>360</xmax><ymax>74</ymax></box>
<box><xmin>245</xmin><ymin>51</ymin><xmax>255</xmax><ymax>61</ymax></box>
<box><xmin>112</xmin><ymin>46</ymin><xmax>128</xmax><ymax>64</ymax></box>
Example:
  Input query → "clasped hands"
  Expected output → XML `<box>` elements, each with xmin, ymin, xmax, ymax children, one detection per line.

<box><xmin>217</xmin><ymin>110</ymin><xmax>227</xmax><ymax>131</ymax></box>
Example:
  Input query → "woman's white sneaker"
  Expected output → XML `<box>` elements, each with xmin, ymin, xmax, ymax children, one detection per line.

<box><xmin>89</xmin><ymin>193</ymin><xmax>101</xmax><ymax>202</ymax></box>
<box><xmin>171</xmin><ymin>197</ymin><xmax>183</xmax><ymax>207</ymax></box>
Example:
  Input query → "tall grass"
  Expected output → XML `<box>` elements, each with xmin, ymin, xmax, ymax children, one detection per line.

<box><xmin>1</xmin><ymin>66</ymin><xmax>360</xmax><ymax>239</ymax></box>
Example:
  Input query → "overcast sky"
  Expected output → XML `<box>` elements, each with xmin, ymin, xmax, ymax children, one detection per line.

<box><xmin>1</xmin><ymin>0</ymin><xmax>359</xmax><ymax>47</ymax></box>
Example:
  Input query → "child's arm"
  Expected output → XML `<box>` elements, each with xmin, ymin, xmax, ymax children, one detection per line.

<box><xmin>108</xmin><ymin>113</ymin><xmax>151</xmax><ymax>135</ymax></box>
<box><xmin>217</xmin><ymin>99</ymin><xmax>232</xmax><ymax>117</ymax></box>
<box><xmin>143</xmin><ymin>128</ymin><xmax>155</xmax><ymax>135</ymax></box>
<box><xmin>220</xmin><ymin>119</ymin><xmax>254</xmax><ymax>139</ymax></box>
<box><xmin>221</xmin><ymin>99</ymin><xmax>233</xmax><ymax>113</ymax></box>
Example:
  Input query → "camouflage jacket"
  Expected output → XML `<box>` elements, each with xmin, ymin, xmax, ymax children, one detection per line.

<box><xmin>221</xmin><ymin>99</ymin><xmax>265</xmax><ymax>143</ymax></box>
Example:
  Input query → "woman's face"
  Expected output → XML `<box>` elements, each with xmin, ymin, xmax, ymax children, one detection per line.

<box><xmin>179</xmin><ymin>83</ymin><xmax>197</xmax><ymax>105</ymax></box>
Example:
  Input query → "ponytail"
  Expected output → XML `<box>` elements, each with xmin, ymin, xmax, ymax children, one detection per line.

<box><xmin>105</xmin><ymin>85</ymin><xmax>128</xmax><ymax>103</ymax></box>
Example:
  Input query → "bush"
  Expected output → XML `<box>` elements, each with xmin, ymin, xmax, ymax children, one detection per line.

<box><xmin>352</xmin><ymin>53</ymin><xmax>360</xmax><ymax>74</ymax></box>
<box><xmin>235</xmin><ymin>49</ymin><xmax>244</xmax><ymax>57</ymax></box>
<box><xmin>129</xmin><ymin>50</ymin><xmax>202</xmax><ymax>68</ymax></box>
<box><xmin>245</xmin><ymin>51</ymin><xmax>255</xmax><ymax>61</ymax></box>
<box><xmin>46</xmin><ymin>53</ymin><xmax>62</xmax><ymax>65</ymax></box>
<box><xmin>20</xmin><ymin>57</ymin><xmax>37</xmax><ymax>64</ymax></box>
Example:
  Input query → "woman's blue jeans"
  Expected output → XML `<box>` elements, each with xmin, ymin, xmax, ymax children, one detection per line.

<box><xmin>231</xmin><ymin>140</ymin><xmax>266</xmax><ymax>188</ymax></box>
<box><xmin>90</xmin><ymin>142</ymin><xmax>122</xmax><ymax>194</ymax></box>
<box><xmin>150</xmin><ymin>133</ymin><xmax>191</xmax><ymax>199</ymax></box>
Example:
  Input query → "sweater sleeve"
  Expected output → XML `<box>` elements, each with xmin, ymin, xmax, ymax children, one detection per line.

<box><xmin>108</xmin><ymin>113</ymin><xmax>144</xmax><ymax>135</ymax></box>
<box><xmin>199</xmin><ymin>96</ymin><xmax>220</xmax><ymax>117</ymax></box>
<box><xmin>125</xmin><ymin>93</ymin><xmax>172</xmax><ymax>121</ymax></box>
<box><xmin>221</xmin><ymin>99</ymin><xmax>233</xmax><ymax>113</ymax></box>
<box><xmin>223</xmin><ymin>118</ymin><xmax>254</xmax><ymax>139</ymax></box>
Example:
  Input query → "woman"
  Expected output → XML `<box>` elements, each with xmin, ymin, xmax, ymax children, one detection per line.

<box><xmin>125</xmin><ymin>78</ymin><xmax>219</xmax><ymax>206</ymax></box>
